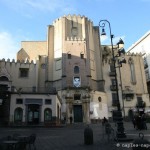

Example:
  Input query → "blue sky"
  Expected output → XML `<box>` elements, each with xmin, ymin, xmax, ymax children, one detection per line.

<box><xmin>0</xmin><ymin>0</ymin><xmax>150</xmax><ymax>60</ymax></box>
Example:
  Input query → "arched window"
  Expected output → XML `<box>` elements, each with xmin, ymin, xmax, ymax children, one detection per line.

<box><xmin>0</xmin><ymin>76</ymin><xmax>9</xmax><ymax>81</ymax></box>
<box><xmin>128</xmin><ymin>57</ymin><xmax>136</xmax><ymax>84</ymax></box>
<box><xmin>74</xmin><ymin>66</ymin><xmax>79</xmax><ymax>74</ymax></box>
<box><xmin>44</xmin><ymin>108</ymin><xmax>52</xmax><ymax>122</ymax></box>
<box><xmin>14</xmin><ymin>107</ymin><xmax>23</xmax><ymax>123</ymax></box>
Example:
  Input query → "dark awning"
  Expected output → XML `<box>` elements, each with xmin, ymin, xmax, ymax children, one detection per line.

<box><xmin>25</xmin><ymin>99</ymin><xmax>43</xmax><ymax>105</ymax></box>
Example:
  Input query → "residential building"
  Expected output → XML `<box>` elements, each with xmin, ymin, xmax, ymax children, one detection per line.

<box><xmin>102</xmin><ymin>45</ymin><xmax>149</xmax><ymax>118</ymax></box>
<box><xmin>127</xmin><ymin>31</ymin><xmax>150</xmax><ymax>95</ymax></box>
<box><xmin>0</xmin><ymin>58</ymin><xmax>61</xmax><ymax>126</ymax></box>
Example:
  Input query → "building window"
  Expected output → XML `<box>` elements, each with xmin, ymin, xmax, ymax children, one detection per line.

<box><xmin>0</xmin><ymin>76</ymin><xmax>9</xmax><ymax>81</ymax></box>
<box><xmin>80</xmin><ymin>54</ymin><xmax>84</xmax><ymax>59</ymax></box>
<box><xmin>14</xmin><ymin>107</ymin><xmax>23</xmax><ymax>123</ymax></box>
<box><xmin>145</xmin><ymin>70</ymin><xmax>149</xmax><ymax>81</ymax></box>
<box><xmin>144</xmin><ymin>57</ymin><xmax>148</xmax><ymax>69</ymax></box>
<box><xmin>19</xmin><ymin>68</ymin><xmax>29</xmax><ymax>77</ymax></box>
<box><xmin>110</xmin><ymin>79</ymin><xmax>117</xmax><ymax>91</ymax></box>
<box><xmin>111</xmin><ymin>79</ymin><xmax>116</xmax><ymax>85</ymax></box>
<box><xmin>68</xmin><ymin>54</ymin><xmax>71</xmax><ymax>59</ymax></box>
<box><xmin>112</xmin><ymin>93</ymin><xmax>118</xmax><ymax>106</ymax></box>
<box><xmin>41</xmin><ymin>63</ymin><xmax>46</xmax><ymax>69</ymax></box>
<box><xmin>71</xmin><ymin>27</ymin><xmax>78</xmax><ymax>36</ymax></box>
<box><xmin>128</xmin><ymin>57</ymin><xmax>136</xmax><ymax>84</ymax></box>
<box><xmin>16</xmin><ymin>98</ymin><xmax>23</xmax><ymax>104</ymax></box>
<box><xmin>32</xmin><ymin>86</ymin><xmax>36</xmax><ymax>92</ymax></box>
<box><xmin>45</xmin><ymin>99</ymin><xmax>52</xmax><ymax>105</ymax></box>
<box><xmin>110</xmin><ymin>64</ymin><xmax>115</xmax><ymax>72</ymax></box>
<box><xmin>44</xmin><ymin>108</ymin><xmax>52</xmax><ymax>122</ymax></box>
<box><xmin>74</xmin><ymin>66</ymin><xmax>79</xmax><ymax>74</ymax></box>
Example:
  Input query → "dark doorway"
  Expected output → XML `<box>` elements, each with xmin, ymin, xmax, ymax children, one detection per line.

<box><xmin>73</xmin><ymin>105</ymin><xmax>83</xmax><ymax>122</ymax></box>
<box><xmin>27</xmin><ymin>104</ymin><xmax>40</xmax><ymax>124</ymax></box>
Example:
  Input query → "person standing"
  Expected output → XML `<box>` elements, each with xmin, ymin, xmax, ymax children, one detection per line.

<box><xmin>136</xmin><ymin>115</ymin><xmax>142</xmax><ymax>130</ymax></box>
<box><xmin>70</xmin><ymin>116</ymin><xmax>73</xmax><ymax>124</ymax></box>
<box><xmin>132</xmin><ymin>116</ymin><xmax>136</xmax><ymax>129</ymax></box>
<box><xmin>102</xmin><ymin>117</ymin><xmax>108</xmax><ymax>126</ymax></box>
<box><xmin>64</xmin><ymin>116</ymin><xmax>66</xmax><ymax>125</ymax></box>
<box><xmin>141</xmin><ymin>113</ymin><xmax>147</xmax><ymax>130</ymax></box>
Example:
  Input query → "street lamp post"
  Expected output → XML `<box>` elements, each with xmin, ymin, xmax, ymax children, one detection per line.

<box><xmin>99</xmin><ymin>20</ymin><xmax>120</xmax><ymax>109</ymax></box>
<box><xmin>118</xmin><ymin>64</ymin><xmax>125</xmax><ymax>119</ymax></box>
<box><xmin>99</xmin><ymin>20</ymin><xmax>131</xmax><ymax>141</ymax></box>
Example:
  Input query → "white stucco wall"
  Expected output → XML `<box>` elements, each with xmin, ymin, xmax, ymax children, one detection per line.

<box><xmin>9</xmin><ymin>94</ymin><xmax>60</xmax><ymax>123</ymax></box>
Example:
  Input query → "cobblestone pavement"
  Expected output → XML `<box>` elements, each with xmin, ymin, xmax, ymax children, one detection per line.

<box><xmin>0</xmin><ymin>122</ymin><xmax>150</xmax><ymax>150</ymax></box>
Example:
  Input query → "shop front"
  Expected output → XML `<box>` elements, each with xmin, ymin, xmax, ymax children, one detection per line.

<box><xmin>9</xmin><ymin>94</ymin><xmax>61</xmax><ymax>126</ymax></box>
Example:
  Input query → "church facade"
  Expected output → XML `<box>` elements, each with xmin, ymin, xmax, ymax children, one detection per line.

<box><xmin>0</xmin><ymin>15</ymin><xmax>149</xmax><ymax>126</ymax></box>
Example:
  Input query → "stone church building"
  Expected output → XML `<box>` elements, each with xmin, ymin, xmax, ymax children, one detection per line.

<box><xmin>0</xmin><ymin>15</ymin><xmax>149</xmax><ymax>126</ymax></box>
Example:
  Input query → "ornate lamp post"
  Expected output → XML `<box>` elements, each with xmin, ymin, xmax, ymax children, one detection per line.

<box><xmin>99</xmin><ymin>20</ymin><xmax>131</xmax><ymax>141</ymax></box>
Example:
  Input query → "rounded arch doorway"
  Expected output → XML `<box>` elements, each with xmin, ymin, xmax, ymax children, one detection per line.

<box><xmin>14</xmin><ymin>107</ymin><xmax>23</xmax><ymax>123</ymax></box>
<box><xmin>27</xmin><ymin>104</ymin><xmax>40</xmax><ymax>124</ymax></box>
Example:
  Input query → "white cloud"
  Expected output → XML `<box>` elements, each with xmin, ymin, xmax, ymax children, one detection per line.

<box><xmin>100</xmin><ymin>35</ymin><xmax>125</xmax><ymax>46</ymax></box>
<box><xmin>26</xmin><ymin>0</ymin><xmax>64</xmax><ymax>12</ymax></box>
<box><xmin>2</xmin><ymin>0</ymin><xmax>77</xmax><ymax>15</ymax></box>
<box><xmin>0</xmin><ymin>31</ymin><xmax>19</xmax><ymax>60</ymax></box>
<box><xmin>100</xmin><ymin>35</ymin><xmax>108</xmax><ymax>43</ymax></box>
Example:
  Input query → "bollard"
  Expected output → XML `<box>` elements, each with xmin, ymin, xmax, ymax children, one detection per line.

<box><xmin>132</xmin><ymin>133</ymin><xmax>150</xmax><ymax>150</ymax></box>
<box><xmin>84</xmin><ymin>125</ymin><xmax>93</xmax><ymax>145</ymax></box>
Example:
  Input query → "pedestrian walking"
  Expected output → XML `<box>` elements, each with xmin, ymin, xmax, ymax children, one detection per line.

<box><xmin>102</xmin><ymin>117</ymin><xmax>108</xmax><ymax>126</ymax></box>
<box><xmin>132</xmin><ymin>116</ymin><xmax>136</xmax><ymax>129</ymax></box>
<box><xmin>69</xmin><ymin>116</ymin><xmax>73</xmax><ymax>124</ymax></box>
<box><xmin>136</xmin><ymin>115</ymin><xmax>142</xmax><ymax>130</ymax></box>
<box><xmin>141</xmin><ymin>113</ymin><xmax>147</xmax><ymax>130</ymax></box>
<box><xmin>64</xmin><ymin>116</ymin><xmax>66</xmax><ymax>124</ymax></box>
